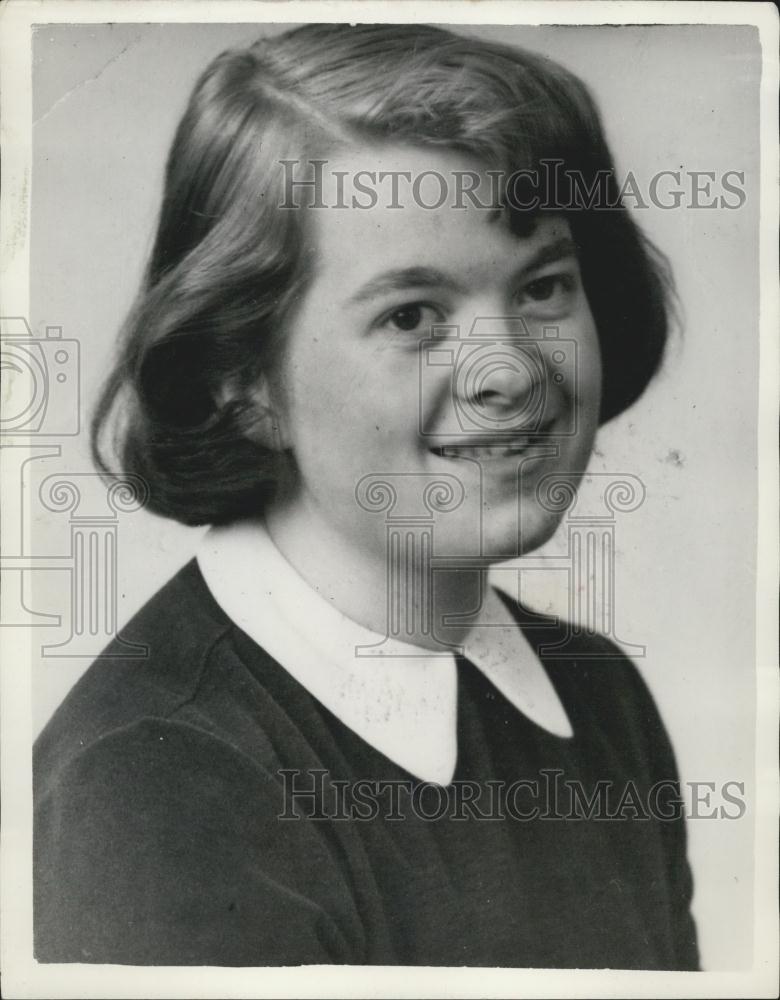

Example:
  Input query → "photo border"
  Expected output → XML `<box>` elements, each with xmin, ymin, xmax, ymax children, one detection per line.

<box><xmin>1</xmin><ymin>2</ymin><xmax>777</xmax><ymax>997</ymax></box>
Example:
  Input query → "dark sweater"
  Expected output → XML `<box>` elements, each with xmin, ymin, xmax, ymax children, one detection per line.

<box><xmin>34</xmin><ymin>559</ymin><xmax>699</xmax><ymax>968</ymax></box>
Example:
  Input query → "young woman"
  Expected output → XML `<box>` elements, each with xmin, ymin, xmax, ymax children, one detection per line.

<box><xmin>34</xmin><ymin>23</ymin><xmax>699</xmax><ymax>969</ymax></box>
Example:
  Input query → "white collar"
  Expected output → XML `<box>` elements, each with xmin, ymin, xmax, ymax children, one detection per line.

<box><xmin>197</xmin><ymin>521</ymin><xmax>572</xmax><ymax>786</ymax></box>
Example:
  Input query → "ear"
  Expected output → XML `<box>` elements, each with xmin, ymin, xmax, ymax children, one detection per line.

<box><xmin>247</xmin><ymin>376</ymin><xmax>291</xmax><ymax>451</ymax></box>
<box><xmin>218</xmin><ymin>375</ymin><xmax>291</xmax><ymax>452</ymax></box>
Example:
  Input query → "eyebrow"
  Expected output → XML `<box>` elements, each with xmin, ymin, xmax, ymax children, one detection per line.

<box><xmin>346</xmin><ymin>236</ymin><xmax>579</xmax><ymax>306</ymax></box>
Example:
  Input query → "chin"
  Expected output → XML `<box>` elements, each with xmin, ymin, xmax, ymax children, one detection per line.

<box><xmin>477</xmin><ymin>503</ymin><xmax>566</xmax><ymax>564</ymax></box>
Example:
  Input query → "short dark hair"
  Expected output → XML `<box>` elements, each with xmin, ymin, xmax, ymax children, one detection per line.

<box><xmin>92</xmin><ymin>23</ymin><xmax>674</xmax><ymax>526</ymax></box>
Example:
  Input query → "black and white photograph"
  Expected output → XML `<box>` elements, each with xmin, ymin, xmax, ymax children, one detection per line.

<box><xmin>0</xmin><ymin>1</ymin><xmax>777</xmax><ymax>996</ymax></box>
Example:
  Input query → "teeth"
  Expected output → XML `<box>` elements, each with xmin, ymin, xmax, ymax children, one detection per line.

<box><xmin>433</xmin><ymin>444</ymin><xmax>530</xmax><ymax>459</ymax></box>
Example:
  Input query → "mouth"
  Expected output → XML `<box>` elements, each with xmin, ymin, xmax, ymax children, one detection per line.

<box><xmin>429</xmin><ymin>442</ymin><xmax>539</xmax><ymax>460</ymax></box>
<box><xmin>428</xmin><ymin>420</ymin><xmax>558</xmax><ymax>461</ymax></box>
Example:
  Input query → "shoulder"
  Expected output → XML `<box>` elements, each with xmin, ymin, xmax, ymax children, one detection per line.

<box><xmin>33</xmin><ymin>703</ymin><xmax>358</xmax><ymax>965</ymax></box>
<box><xmin>34</xmin><ymin>559</ymin><xmax>254</xmax><ymax>797</ymax></box>
<box><xmin>32</xmin><ymin>561</ymin><xmax>363</xmax><ymax>964</ymax></box>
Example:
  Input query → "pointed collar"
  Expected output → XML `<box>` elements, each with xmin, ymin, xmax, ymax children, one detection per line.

<box><xmin>197</xmin><ymin>521</ymin><xmax>572</xmax><ymax>785</ymax></box>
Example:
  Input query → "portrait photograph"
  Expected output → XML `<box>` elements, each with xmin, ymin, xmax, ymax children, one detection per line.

<box><xmin>0</xmin><ymin>2</ymin><xmax>777</xmax><ymax>998</ymax></box>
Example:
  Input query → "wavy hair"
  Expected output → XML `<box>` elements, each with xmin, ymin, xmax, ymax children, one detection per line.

<box><xmin>92</xmin><ymin>23</ymin><xmax>674</xmax><ymax>525</ymax></box>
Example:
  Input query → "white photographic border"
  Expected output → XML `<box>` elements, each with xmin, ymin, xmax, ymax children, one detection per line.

<box><xmin>1</xmin><ymin>2</ymin><xmax>777</xmax><ymax>997</ymax></box>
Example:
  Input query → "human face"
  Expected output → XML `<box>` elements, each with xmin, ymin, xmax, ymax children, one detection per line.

<box><xmin>267</xmin><ymin>145</ymin><xmax>601</xmax><ymax>568</ymax></box>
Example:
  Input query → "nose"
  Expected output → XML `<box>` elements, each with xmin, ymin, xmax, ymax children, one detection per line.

<box><xmin>457</xmin><ymin>343</ymin><xmax>544</xmax><ymax>428</ymax></box>
<box><xmin>468</xmin><ymin>357</ymin><xmax>536</xmax><ymax>413</ymax></box>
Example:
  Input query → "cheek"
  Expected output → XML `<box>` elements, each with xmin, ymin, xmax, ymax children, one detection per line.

<box><xmin>575</xmin><ymin>319</ymin><xmax>603</xmax><ymax>416</ymax></box>
<box><xmin>281</xmin><ymin>338</ymin><xmax>343</xmax><ymax>426</ymax></box>
<box><xmin>280</xmin><ymin>340</ymin><xmax>389</xmax><ymax>463</ymax></box>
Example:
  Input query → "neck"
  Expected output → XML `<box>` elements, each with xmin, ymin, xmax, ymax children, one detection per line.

<box><xmin>264</xmin><ymin>494</ymin><xmax>487</xmax><ymax>651</ymax></box>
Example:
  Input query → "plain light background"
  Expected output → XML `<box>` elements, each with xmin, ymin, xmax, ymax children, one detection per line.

<box><xmin>28</xmin><ymin>22</ymin><xmax>760</xmax><ymax>971</ymax></box>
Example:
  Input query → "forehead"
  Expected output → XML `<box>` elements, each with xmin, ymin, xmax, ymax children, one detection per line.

<box><xmin>306</xmin><ymin>144</ymin><xmax>572</xmax><ymax>290</ymax></box>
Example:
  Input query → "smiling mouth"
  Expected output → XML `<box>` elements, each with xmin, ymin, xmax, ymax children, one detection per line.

<box><xmin>429</xmin><ymin>442</ymin><xmax>540</xmax><ymax>460</ymax></box>
<box><xmin>428</xmin><ymin>421</ymin><xmax>558</xmax><ymax>460</ymax></box>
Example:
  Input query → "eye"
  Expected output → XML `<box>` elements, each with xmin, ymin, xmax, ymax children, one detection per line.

<box><xmin>379</xmin><ymin>302</ymin><xmax>442</xmax><ymax>335</ymax></box>
<box><xmin>518</xmin><ymin>271</ymin><xmax>578</xmax><ymax>316</ymax></box>
<box><xmin>390</xmin><ymin>305</ymin><xmax>424</xmax><ymax>331</ymax></box>
<box><xmin>520</xmin><ymin>273</ymin><xmax>576</xmax><ymax>304</ymax></box>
